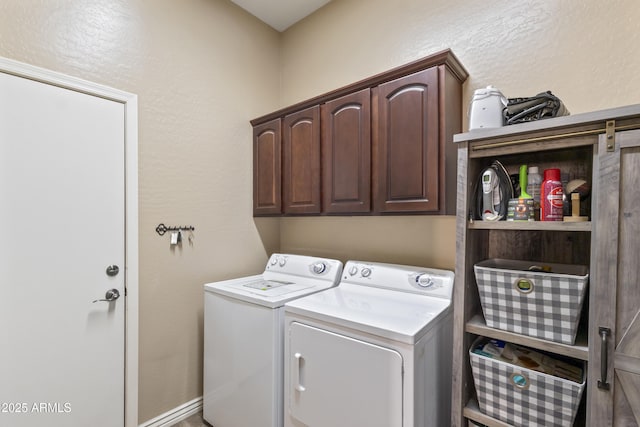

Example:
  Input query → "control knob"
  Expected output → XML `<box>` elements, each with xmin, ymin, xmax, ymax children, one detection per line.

<box><xmin>348</xmin><ymin>265</ymin><xmax>358</xmax><ymax>276</ymax></box>
<box><xmin>415</xmin><ymin>274</ymin><xmax>434</xmax><ymax>288</ymax></box>
<box><xmin>361</xmin><ymin>267</ymin><xmax>372</xmax><ymax>278</ymax></box>
<box><xmin>312</xmin><ymin>262</ymin><xmax>327</xmax><ymax>274</ymax></box>
<box><xmin>279</xmin><ymin>257</ymin><xmax>287</xmax><ymax>267</ymax></box>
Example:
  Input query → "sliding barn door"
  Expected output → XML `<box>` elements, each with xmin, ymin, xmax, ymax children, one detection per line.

<box><xmin>590</xmin><ymin>128</ymin><xmax>640</xmax><ymax>426</ymax></box>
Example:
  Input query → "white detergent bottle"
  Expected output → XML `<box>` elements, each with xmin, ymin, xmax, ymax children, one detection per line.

<box><xmin>527</xmin><ymin>166</ymin><xmax>542</xmax><ymax>219</ymax></box>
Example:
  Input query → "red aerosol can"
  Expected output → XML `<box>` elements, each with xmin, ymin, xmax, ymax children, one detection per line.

<box><xmin>540</xmin><ymin>168</ymin><xmax>564</xmax><ymax>221</ymax></box>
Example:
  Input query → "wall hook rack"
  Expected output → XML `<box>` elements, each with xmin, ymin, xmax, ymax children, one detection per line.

<box><xmin>155</xmin><ymin>223</ymin><xmax>195</xmax><ymax>236</ymax></box>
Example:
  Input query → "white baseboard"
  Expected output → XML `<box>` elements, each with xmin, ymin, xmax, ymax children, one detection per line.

<box><xmin>139</xmin><ymin>396</ymin><xmax>203</xmax><ymax>427</ymax></box>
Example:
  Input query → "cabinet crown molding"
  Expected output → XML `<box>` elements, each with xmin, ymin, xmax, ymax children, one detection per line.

<box><xmin>250</xmin><ymin>48</ymin><xmax>468</xmax><ymax>126</ymax></box>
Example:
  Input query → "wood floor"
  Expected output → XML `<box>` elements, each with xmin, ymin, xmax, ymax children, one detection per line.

<box><xmin>173</xmin><ymin>411</ymin><xmax>211</xmax><ymax>427</ymax></box>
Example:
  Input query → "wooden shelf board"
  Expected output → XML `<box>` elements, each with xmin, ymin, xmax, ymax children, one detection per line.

<box><xmin>464</xmin><ymin>399</ymin><xmax>513</xmax><ymax>427</ymax></box>
<box><xmin>468</xmin><ymin>220</ymin><xmax>591</xmax><ymax>232</ymax></box>
<box><xmin>465</xmin><ymin>314</ymin><xmax>589</xmax><ymax>361</ymax></box>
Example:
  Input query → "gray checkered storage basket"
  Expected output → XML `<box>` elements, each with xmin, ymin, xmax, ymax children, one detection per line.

<box><xmin>469</xmin><ymin>337</ymin><xmax>586</xmax><ymax>427</ymax></box>
<box><xmin>474</xmin><ymin>259</ymin><xmax>589</xmax><ymax>345</ymax></box>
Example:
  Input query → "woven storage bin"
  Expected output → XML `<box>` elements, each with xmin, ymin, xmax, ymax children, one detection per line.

<box><xmin>469</xmin><ymin>338</ymin><xmax>586</xmax><ymax>427</ymax></box>
<box><xmin>474</xmin><ymin>259</ymin><xmax>589</xmax><ymax>345</ymax></box>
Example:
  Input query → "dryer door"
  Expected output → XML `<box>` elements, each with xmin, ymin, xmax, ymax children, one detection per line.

<box><xmin>288</xmin><ymin>322</ymin><xmax>403</xmax><ymax>427</ymax></box>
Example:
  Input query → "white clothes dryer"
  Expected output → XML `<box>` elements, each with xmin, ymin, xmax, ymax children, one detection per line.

<box><xmin>283</xmin><ymin>261</ymin><xmax>454</xmax><ymax>427</ymax></box>
<box><xmin>203</xmin><ymin>253</ymin><xmax>343</xmax><ymax>427</ymax></box>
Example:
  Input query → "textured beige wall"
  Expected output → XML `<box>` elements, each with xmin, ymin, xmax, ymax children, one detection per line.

<box><xmin>0</xmin><ymin>0</ymin><xmax>281</xmax><ymax>423</ymax></box>
<box><xmin>279</xmin><ymin>0</ymin><xmax>640</xmax><ymax>270</ymax></box>
<box><xmin>4</xmin><ymin>0</ymin><xmax>640</xmax><ymax>424</ymax></box>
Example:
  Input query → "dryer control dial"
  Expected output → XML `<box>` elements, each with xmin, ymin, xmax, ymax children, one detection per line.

<box><xmin>311</xmin><ymin>262</ymin><xmax>327</xmax><ymax>275</ymax></box>
<box><xmin>361</xmin><ymin>267</ymin><xmax>372</xmax><ymax>278</ymax></box>
<box><xmin>415</xmin><ymin>273</ymin><xmax>434</xmax><ymax>288</ymax></box>
<box><xmin>348</xmin><ymin>265</ymin><xmax>358</xmax><ymax>276</ymax></box>
<box><xmin>279</xmin><ymin>257</ymin><xmax>287</xmax><ymax>267</ymax></box>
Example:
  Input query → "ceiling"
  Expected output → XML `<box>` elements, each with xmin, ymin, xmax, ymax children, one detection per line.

<box><xmin>230</xmin><ymin>0</ymin><xmax>332</xmax><ymax>32</ymax></box>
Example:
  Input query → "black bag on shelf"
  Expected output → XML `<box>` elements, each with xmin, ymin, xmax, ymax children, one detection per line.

<box><xmin>503</xmin><ymin>91</ymin><xmax>569</xmax><ymax>125</ymax></box>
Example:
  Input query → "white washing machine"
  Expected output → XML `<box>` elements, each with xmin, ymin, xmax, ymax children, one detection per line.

<box><xmin>283</xmin><ymin>261</ymin><xmax>454</xmax><ymax>427</ymax></box>
<box><xmin>203</xmin><ymin>253</ymin><xmax>343</xmax><ymax>427</ymax></box>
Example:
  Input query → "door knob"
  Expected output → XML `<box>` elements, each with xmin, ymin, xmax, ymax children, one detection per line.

<box><xmin>93</xmin><ymin>289</ymin><xmax>121</xmax><ymax>303</ymax></box>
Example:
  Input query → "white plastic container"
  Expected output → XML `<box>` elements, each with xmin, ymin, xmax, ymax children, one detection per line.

<box><xmin>468</xmin><ymin>86</ymin><xmax>507</xmax><ymax>130</ymax></box>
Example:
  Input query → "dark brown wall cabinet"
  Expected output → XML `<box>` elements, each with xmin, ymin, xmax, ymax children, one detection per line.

<box><xmin>251</xmin><ymin>49</ymin><xmax>467</xmax><ymax>216</ymax></box>
<box><xmin>322</xmin><ymin>89</ymin><xmax>371</xmax><ymax>213</ymax></box>
<box><xmin>253</xmin><ymin>119</ymin><xmax>281</xmax><ymax>215</ymax></box>
<box><xmin>283</xmin><ymin>106</ymin><xmax>321</xmax><ymax>214</ymax></box>
<box><xmin>374</xmin><ymin>67</ymin><xmax>440</xmax><ymax>213</ymax></box>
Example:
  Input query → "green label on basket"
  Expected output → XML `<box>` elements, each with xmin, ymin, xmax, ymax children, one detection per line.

<box><xmin>515</xmin><ymin>278</ymin><xmax>534</xmax><ymax>294</ymax></box>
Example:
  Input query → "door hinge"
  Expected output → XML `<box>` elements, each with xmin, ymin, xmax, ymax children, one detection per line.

<box><xmin>606</xmin><ymin>120</ymin><xmax>616</xmax><ymax>152</ymax></box>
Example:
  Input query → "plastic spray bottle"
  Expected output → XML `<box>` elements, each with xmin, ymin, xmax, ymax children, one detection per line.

<box><xmin>540</xmin><ymin>168</ymin><xmax>564</xmax><ymax>221</ymax></box>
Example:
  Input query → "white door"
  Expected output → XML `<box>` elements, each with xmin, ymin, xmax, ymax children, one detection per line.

<box><xmin>0</xmin><ymin>70</ymin><xmax>125</xmax><ymax>426</ymax></box>
<box><xmin>288</xmin><ymin>322</ymin><xmax>403</xmax><ymax>427</ymax></box>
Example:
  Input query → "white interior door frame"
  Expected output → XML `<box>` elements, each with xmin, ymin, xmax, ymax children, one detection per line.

<box><xmin>0</xmin><ymin>56</ymin><xmax>139</xmax><ymax>427</ymax></box>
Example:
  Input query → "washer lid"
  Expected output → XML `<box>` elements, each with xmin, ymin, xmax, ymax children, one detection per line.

<box><xmin>205</xmin><ymin>275</ymin><xmax>334</xmax><ymax>308</ymax></box>
<box><xmin>227</xmin><ymin>278</ymin><xmax>315</xmax><ymax>297</ymax></box>
<box><xmin>284</xmin><ymin>283</ymin><xmax>451</xmax><ymax>344</ymax></box>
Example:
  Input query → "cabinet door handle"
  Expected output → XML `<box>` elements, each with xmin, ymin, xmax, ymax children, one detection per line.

<box><xmin>598</xmin><ymin>327</ymin><xmax>611</xmax><ymax>390</ymax></box>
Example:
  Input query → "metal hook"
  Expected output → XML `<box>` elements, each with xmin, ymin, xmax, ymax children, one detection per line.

<box><xmin>155</xmin><ymin>223</ymin><xmax>195</xmax><ymax>236</ymax></box>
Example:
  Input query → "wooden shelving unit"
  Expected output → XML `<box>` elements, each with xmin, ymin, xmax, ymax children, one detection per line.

<box><xmin>451</xmin><ymin>113</ymin><xmax>599</xmax><ymax>427</ymax></box>
<box><xmin>451</xmin><ymin>105</ymin><xmax>640</xmax><ymax>427</ymax></box>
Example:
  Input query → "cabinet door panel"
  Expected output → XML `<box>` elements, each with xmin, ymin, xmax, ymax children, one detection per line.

<box><xmin>322</xmin><ymin>89</ymin><xmax>371</xmax><ymax>213</ymax></box>
<box><xmin>253</xmin><ymin>119</ymin><xmax>281</xmax><ymax>215</ymax></box>
<box><xmin>375</xmin><ymin>67</ymin><xmax>439</xmax><ymax>213</ymax></box>
<box><xmin>283</xmin><ymin>106</ymin><xmax>321</xmax><ymax>214</ymax></box>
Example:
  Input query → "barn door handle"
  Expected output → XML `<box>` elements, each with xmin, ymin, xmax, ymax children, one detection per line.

<box><xmin>598</xmin><ymin>327</ymin><xmax>611</xmax><ymax>390</ymax></box>
<box><xmin>93</xmin><ymin>289</ymin><xmax>121</xmax><ymax>303</ymax></box>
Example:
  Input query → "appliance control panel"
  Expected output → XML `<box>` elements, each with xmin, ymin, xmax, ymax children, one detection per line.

<box><xmin>342</xmin><ymin>261</ymin><xmax>454</xmax><ymax>300</ymax></box>
<box><xmin>264</xmin><ymin>253</ymin><xmax>343</xmax><ymax>283</ymax></box>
